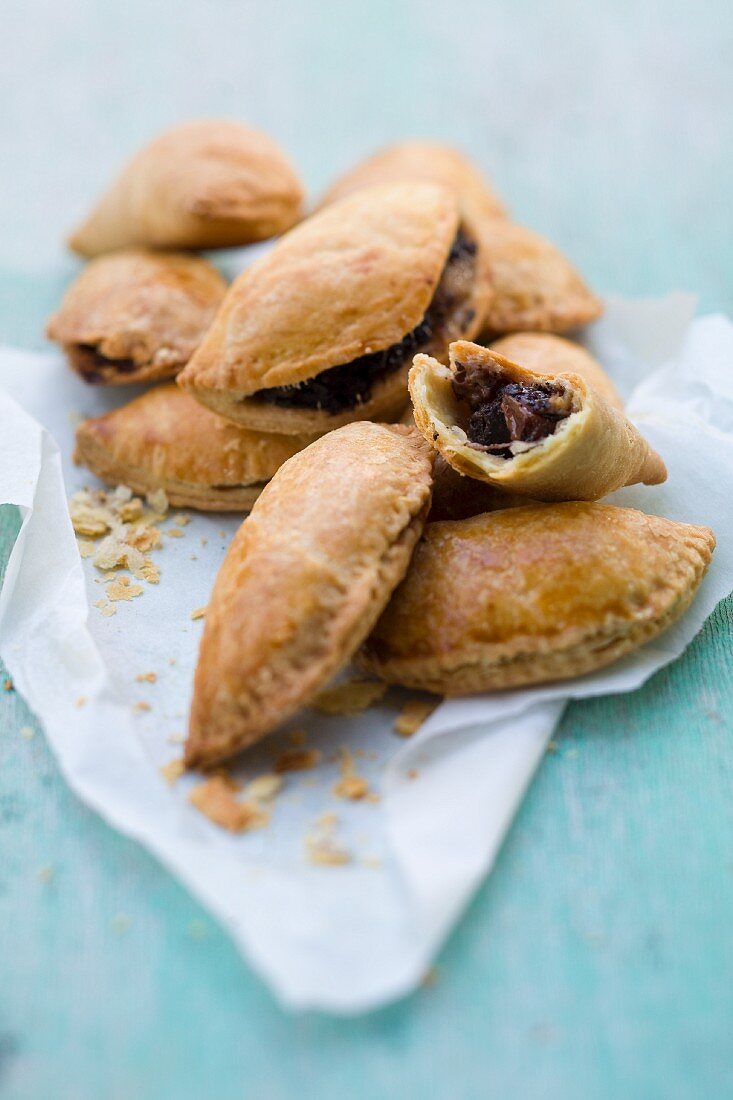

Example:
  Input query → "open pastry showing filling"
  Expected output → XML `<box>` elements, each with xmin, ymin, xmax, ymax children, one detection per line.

<box><xmin>46</xmin><ymin>249</ymin><xmax>227</xmax><ymax>385</ymax></box>
<box><xmin>178</xmin><ymin>182</ymin><xmax>490</xmax><ymax>435</ymax></box>
<box><xmin>409</xmin><ymin>339</ymin><xmax>666</xmax><ymax>502</ymax></box>
<box><xmin>258</xmin><ymin>231</ymin><xmax>478</xmax><ymax>414</ymax></box>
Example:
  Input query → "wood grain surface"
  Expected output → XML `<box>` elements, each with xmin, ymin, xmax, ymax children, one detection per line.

<box><xmin>1</xmin><ymin>1</ymin><xmax>731</xmax><ymax>1097</ymax></box>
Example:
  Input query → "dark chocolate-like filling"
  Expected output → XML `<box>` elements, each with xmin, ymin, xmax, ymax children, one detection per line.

<box><xmin>69</xmin><ymin>343</ymin><xmax>138</xmax><ymax>382</ymax></box>
<box><xmin>256</xmin><ymin>232</ymin><xmax>477</xmax><ymax>414</ymax></box>
<box><xmin>452</xmin><ymin>361</ymin><xmax>572</xmax><ymax>459</ymax></box>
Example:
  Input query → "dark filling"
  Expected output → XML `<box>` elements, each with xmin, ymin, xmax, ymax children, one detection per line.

<box><xmin>256</xmin><ymin>232</ymin><xmax>477</xmax><ymax>414</ymax></box>
<box><xmin>69</xmin><ymin>343</ymin><xmax>138</xmax><ymax>382</ymax></box>
<box><xmin>452</xmin><ymin>361</ymin><xmax>573</xmax><ymax>459</ymax></box>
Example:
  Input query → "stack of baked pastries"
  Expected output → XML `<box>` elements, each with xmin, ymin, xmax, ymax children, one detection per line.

<box><xmin>49</xmin><ymin>125</ymin><xmax>715</xmax><ymax>769</ymax></box>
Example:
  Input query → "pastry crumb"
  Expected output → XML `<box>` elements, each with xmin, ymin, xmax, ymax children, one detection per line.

<box><xmin>305</xmin><ymin>813</ymin><xmax>350</xmax><ymax>866</ymax></box>
<box><xmin>189</xmin><ymin>776</ymin><xmax>269</xmax><ymax>833</ymax></box>
<box><xmin>75</xmin><ymin>696</ymin><xmax>86</xmax><ymax>708</ymax></box>
<box><xmin>546</xmin><ymin>740</ymin><xmax>559</xmax><ymax>754</ymax></box>
<box><xmin>106</xmin><ymin>574</ymin><xmax>144</xmax><ymax>602</ymax></box>
<box><xmin>275</xmin><ymin>747</ymin><xmax>321</xmax><ymax>773</ymax></box>
<box><xmin>406</xmin><ymin>768</ymin><xmax>419</xmax><ymax>780</ymax></box>
<box><xmin>166</xmin><ymin>526</ymin><xmax>184</xmax><ymax>539</ymax></box>
<box><xmin>135</xmin><ymin>671</ymin><xmax>157</xmax><ymax>683</ymax></box>
<box><xmin>4</xmin><ymin>678</ymin><xmax>13</xmax><ymax>691</ymax></box>
<box><xmin>167</xmin><ymin>732</ymin><xmax>185</xmax><ymax>744</ymax></box>
<box><xmin>362</xmin><ymin>855</ymin><xmax>381</xmax><ymax>868</ymax></box>
<box><xmin>78</xmin><ymin>539</ymin><xmax>96</xmax><ymax>558</ymax></box>
<box><xmin>311</xmin><ymin>679</ymin><xmax>387</xmax><ymax>715</ymax></box>
<box><xmin>190</xmin><ymin>606</ymin><xmax>207</xmax><ymax>621</ymax></box>
<box><xmin>332</xmin><ymin>745</ymin><xmax>372</xmax><ymax>801</ymax></box>
<box><xmin>146</xmin><ymin>488</ymin><xmax>169</xmax><ymax>515</ymax></box>
<box><xmin>243</xmin><ymin>773</ymin><xmax>283</xmax><ymax>802</ymax></box>
<box><xmin>333</xmin><ymin>774</ymin><xmax>369</xmax><ymax>801</ymax></box>
<box><xmin>394</xmin><ymin>698</ymin><xmax>440</xmax><ymax>737</ymax></box>
<box><xmin>20</xmin><ymin>725</ymin><xmax>35</xmax><ymax>740</ymax></box>
<box><xmin>132</xmin><ymin>701</ymin><xmax>151</xmax><ymax>713</ymax></box>
<box><xmin>172</xmin><ymin>513</ymin><xmax>190</xmax><ymax>526</ymax></box>
<box><xmin>134</xmin><ymin>558</ymin><xmax>161</xmax><ymax>584</ymax></box>
<box><xmin>160</xmin><ymin>758</ymin><xmax>186</xmax><ymax>785</ymax></box>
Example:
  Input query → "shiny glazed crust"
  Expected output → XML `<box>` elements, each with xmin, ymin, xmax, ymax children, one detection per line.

<box><xmin>178</xmin><ymin>182</ymin><xmax>466</xmax><ymax>433</ymax></box>
<box><xmin>359</xmin><ymin>504</ymin><xmax>715</xmax><ymax>694</ymax></box>
<box><xmin>74</xmin><ymin>385</ymin><xmax>316</xmax><ymax>511</ymax></box>
<box><xmin>185</xmin><ymin>423</ymin><xmax>434</xmax><ymax>766</ymax></box>
<box><xmin>476</xmin><ymin>220</ymin><xmax>603</xmax><ymax>335</ymax></box>
<box><xmin>68</xmin><ymin>119</ymin><xmax>304</xmax><ymax>256</ymax></box>
<box><xmin>46</xmin><ymin>249</ymin><xmax>227</xmax><ymax>384</ymax></box>
<box><xmin>490</xmin><ymin>332</ymin><xmax>623</xmax><ymax>408</ymax></box>
<box><xmin>409</xmin><ymin>341</ymin><xmax>666</xmax><ymax>502</ymax></box>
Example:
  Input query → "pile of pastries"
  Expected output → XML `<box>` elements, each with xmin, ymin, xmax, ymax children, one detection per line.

<box><xmin>49</xmin><ymin>118</ymin><xmax>715</xmax><ymax>770</ymax></box>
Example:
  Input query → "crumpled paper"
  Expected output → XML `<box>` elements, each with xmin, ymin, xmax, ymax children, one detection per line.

<box><xmin>0</xmin><ymin>295</ymin><xmax>731</xmax><ymax>1014</ymax></box>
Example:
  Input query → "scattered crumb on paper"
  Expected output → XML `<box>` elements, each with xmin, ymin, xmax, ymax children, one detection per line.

<box><xmin>189</xmin><ymin>775</ymin><xmax>269</xmax><ymax>833</ymax></box>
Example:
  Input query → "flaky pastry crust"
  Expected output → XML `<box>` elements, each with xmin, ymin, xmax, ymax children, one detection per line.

<box><xmin>185</xmin><ymin>423</ymin><xmax>434</xmax><ymax>766</ymax></box>
<box><xmin>409</xmin><ymin>341</ymin><xmax>666</xmax><ymax>502</ymax></box>
<box><xmin>47</xmin><ymin>249</ymin><xmax>227</xmax><ymax>384</ymax></box>
<box><xmin>360</xmin><ymin>504</ymin><xmax>715</xmax><ymax>694</ymax></box>
<box><xmin>490</xmin><ymin>332</ymin><xmax>623</xmax><ymax>408</ymax></box>
<box><xmin>68</xmin><ymin>119</ymin><xmax>304</xmax><ymax>256</ymax></box>
<box><xmin>74</xmin><ymin>385</ymin><xmax>315</xmax><ymax>511</ymax></box>
<box><xmin>178</xmin><ymin>182</ymin><xmax>485</xmax><ymax>434</ymax></box>
<box><xmin>476</xmin><ymin>220</ymin><xmax>603</xmax><ymax>336</ymax></box>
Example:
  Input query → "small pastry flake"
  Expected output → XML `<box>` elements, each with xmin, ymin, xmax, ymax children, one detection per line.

<box><xmin>409</xmin><ymin>340</ymin><xmax>666</xmax><ymax>502</ymax></box>
<box><xmin>179</xmin><ymin>182</ymin><xmax>488</xmax><ymax>435</ymax></box>
<box><xmin>47</xmin><ymin>249</ymin><xmax>227</xmax><ymax>384</ymax></box>
<box><xmin>74</xmin><ymin>385</ymin><xmax>316</xmax><ymax>511</ymax></box>
<box><xmin>68</xmin><ymin>119</ymin><xmax>304</xmax><ymax>256</ymax></box>
<box><xmin>476</xmin><ymin>220</ymin><xmax>603</xmax><ymax>336</ymax></box>
<box><xmin>319</xmin><ymin>140</ymin><xmax>507</xmax><ymax>225</ymax></box>
<box><xmin>490</xmin><ymin>333</ymin><xmax>623</xmax><ymax>409</ymax></box>
<box><xmin>360</xmin><ymin>504</ymin><xmax>715</xmax><ymax>694</ymax></box>
<box><xmin>184</xmin><ymin>423</ymin><xmax>433</xmax><ymax>767</ymax></box>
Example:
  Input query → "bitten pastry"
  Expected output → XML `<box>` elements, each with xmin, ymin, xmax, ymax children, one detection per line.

<box><xmin>476</xmin><ymin>220</ymin><xmax>603</xmax><ymax>336</ymax></box>
<box><xmin>490</xmin><ymin>332</ymin><xmax>623</xmax><ymax>408</ymax></box>
<box><xmin>360</xmin><ymin>504</ymin><xmax>715</xmax><ymax>694</ymax></box>
<box><xmin>185</xmin><ymin>422</ymin><xmax>433</xmax><ymax>766</ymax></box>
<box><xmin>74</xmin><ymin>385</ymin><xmax>315</xmax><ymax>511</ymax></box>
<box><xmin>409</xmin><ymin>340</ymin><xmax>666</xmax><ymax>501</ymax></box>
<box><xmin>178</xmin><ymin>182</ymin><xmax>489</xmax><ymax>435</ymax></box>
<box><xmin>319</xmin><ymin>140</ymin><xmax>507</xmax><ymax>224</ymax></box>
<box><xmin>68</xmin><ymin>119</ymin><xmax>304</xmax><ymax>256</ymax></box>
<box><xmin>46</xmin><ymin>249</ymin><xmax>227</xmax><ymax>384</ymax></box>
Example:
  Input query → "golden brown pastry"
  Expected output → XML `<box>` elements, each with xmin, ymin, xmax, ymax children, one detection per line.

<box><xmin>74</xmin><ymin>385</ymin><xmax>315</xmax><ymax>511</ymax></box>
<box><xmin>319</xmin><ymin>140</ymin><xmax>507</xmax><ymax>224</ymax></box>
<box><xmin>490</xmin><ymin>332</ymin><xmax>623</xmax><ymax>409</ymax></box>
<box><xmin>178</xmin><ymin>182</ymin><xmax>489</xmax><ymax>435</ymax></box>
<box><xmin>409</xmin><ymin>340</ymin><xmax>666</xmax><ymax>502</ymax></box>
<box><xmin>68</xmin><ymin>119</ymin><xmax>304</xmax><ymax>256</ymax></box>
<box><xmin>46</xmin><ymin>249</ymin><xmax>227</xmax><ymax>384</ymax></box>
<box><xmin>360</xmin><ymin>504</ymin><xmax>715</xmax><ymax>694</ymax></box>
<box><xmin>476</xmin><ymin>220</ymin><xmax>603</xmax><ymax>336</ymax></box>
<box><xmin>185</xmin><ymin>423</ymin><xmax>433</xmax><ymax>767</ymax></box>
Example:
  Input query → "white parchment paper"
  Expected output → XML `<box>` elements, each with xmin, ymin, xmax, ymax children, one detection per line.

<box><xmin>1</xmin><ymin>295</ymin><xmax>732</xmax><ymax>1013</ymax></box>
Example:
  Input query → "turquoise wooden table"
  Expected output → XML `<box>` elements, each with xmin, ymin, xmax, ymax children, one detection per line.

<box><xmin>1</xmin><ymin>2</ymin><xmax>732</xmax><ymax>1096</ymax></box>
